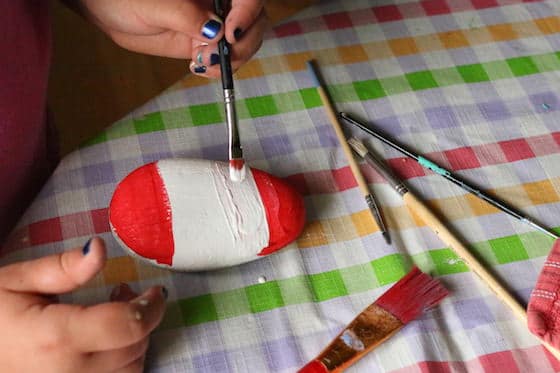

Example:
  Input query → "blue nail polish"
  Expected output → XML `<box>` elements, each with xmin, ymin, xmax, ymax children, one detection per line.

<box><xmin>196</xmin><ymin>52</ymin><xmax>204</xmax><ymax>65</ymax></box>
<box><xmin>210</xmin><ymin>53</ymin><xmax>220</xmax><ymax>66</ymax></box>
<box><xmin>82</xmin><ymin>239</ymin><xmax>92</xmax><ymax>255</ymax></box>
<box><xmin>194</xmin><ymin>65</ymin><xmax>207</xmax><ymax>74</ymax></box>
<box><xmin>202</xmin><ymin>19</ymin><xmax>221</xmax><ymax>39</ymax></box>
<box><xmin>234</xmin><ymin>28</ymin><xmax>243</xmax><ymax>40</ymax></box>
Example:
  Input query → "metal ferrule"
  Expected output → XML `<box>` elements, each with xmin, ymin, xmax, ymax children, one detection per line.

<box><xmin>394</xmin><ymin>183</ymin><xmax>408</xmax><ymax>196</ymax></box>
<box><xmin>224</xmin><ymin>89</ymin><xmax>242</xmax><ymax>159</ymax></box>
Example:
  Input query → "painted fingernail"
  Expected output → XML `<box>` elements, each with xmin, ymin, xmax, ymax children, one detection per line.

<box><xmin>194</xmin><ymin>65</ymin><xmax>207</xmax><ymax>74</ymax></box>
<box><xmin>196</xmin><ymin>52</ymin><xmax>204</xmax><ymax>65</ymax></box>
<box><xmin>161</xmin><ymin>286</ymin><xmax>168</xmax><ymax>299</ymax></box>
<box><xmin>202</xmin><ymin>19</ymin><xmax>222</xmax><ymax>39</ymax></box>
<box><xmin>82</xmin><ymin>238</ymin><xmax>92</xmax><ymax>255</ymax></box>
<box><xmin>234</xmin><ymin>28</ymin><xmax>244</xmax><ymax>41</ymax></box>
<box><xmin>210</xmin><ymin>53</ymin><xmax>220</xmax><ymax>66</ymax></box>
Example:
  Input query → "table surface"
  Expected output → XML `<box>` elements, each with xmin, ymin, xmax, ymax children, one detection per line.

<box><xmin>4</xmin><ymin>0</ymin><xmax>560</xmax><ymax>371</ymax></box>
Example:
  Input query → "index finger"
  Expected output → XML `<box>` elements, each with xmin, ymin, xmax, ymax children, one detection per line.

<box><xmin>225</xmin><ymin>0</ymin><xmax>265</xmax><ymax>43</ymax></box>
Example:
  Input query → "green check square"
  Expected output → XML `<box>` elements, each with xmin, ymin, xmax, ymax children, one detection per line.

<box><xmin>82</xmin><ymin>132</ymin><xmax>107</xmax><ymax>147</ymax></box>
<box><xmin>371</xmin><ymin>254</ymin><xmax>406</xmax><ymax>285</ymax></box>
<box><xmin>308</xmin><ymin>270</ymin><xmax>348</xmax><ymax>302</ymax></box>
<box><xmin>299</xmin><ymin>88</ymin><xmax>322</xmax><ymax>109</ymax></box>
<box><xmin>178</xmin><ymin>294</ymin><xmax>218</xmax><ymax>326</ymax></box>
<box><xmin>245</xmin><ymin>281</ymin><xmax>284</xmax><ymax>313</ymax></box>
<box><xmin>189</xmin><ymin>103</ymin><xmax>222</xmax><ymax>126</ymax></box>
<box><xmin>353</xmin><ymin>79</ymin><xmax>386</xmax><ymax>100</ymax></box>
<box><xmin>489</xmin><ymin>235</ymin><xmax>529</xmax><ymax>264</ymax></box>
<box><xmin>279</xmin><ymin>276</ymin><xmax>314</xmax><ymax>305</ymax></box>
<box><xmin>245</xmin><ymin>95</ymin><xmax>279</xmax><ymax>117</ymax></box>
<box><xmin>405</xmin><ymin>71</ymin><xmax>438</xmax><ymax>91</ymax></box>
<box><xmin>158</xmin><ymin>301</ymin><xmax>186</xmax><ymax>330</ymax></box>
<box><xmin>507</xmin><ymin>56</ymin><xmax>539</xmax><ymax>76</ymax></box>
<box><xmin>339</xmin><ymin>264</ymin><xmax>378</xmax><ymax>294</ymax></box>
<box><xmin>429</xmin><ymin>248</ymin><xmax>469</xmax><ymax>275</ymax></box>
<box><xmin>133</xmin><ymin>112</ymin><xmax>165</xmax><ymax>134</ymax></box>
<box><xmin>380</xmin><ymin>76</ymin><xmax>410</xmax><ymax>95</ymax></box>
<box><xmin>456</xmin><ymin>64</ymin><xmax>490</xmax><ymax>83</ymax></box>
<box><xmin>213</xmin><ymin>288</ymin><xmax>250</xmax><ymax>319</ymax></box>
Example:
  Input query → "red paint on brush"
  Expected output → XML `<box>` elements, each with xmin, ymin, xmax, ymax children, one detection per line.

<box><xmin>229</xmin><ymin>158</ymin><xmax>245</xmax><ymax>169</ymax></box>
<box><xmin>298</xmin><ymin>360</ymin><xmax>329</xmax><ymax>373</ymax></box>
<box><xmin>109</xmin><ymin>162</ymin><xmax>174</xmax><ymax>265</ymax></box>
<box><xmin>375</xmin><ymin>266</ymin><xmax>449</xmax><ymax>324</ymax></box>
<box><xmin>252</xmin><ymin>168</ymin><xmax>306</xmax><ymax>256</ymax></box>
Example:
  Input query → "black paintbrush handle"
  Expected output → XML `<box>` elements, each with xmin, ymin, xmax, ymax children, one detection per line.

<box><xmin>214</xmin><ymin>0</ymin><xmax>234</xmax><ymax>90</ymax></box>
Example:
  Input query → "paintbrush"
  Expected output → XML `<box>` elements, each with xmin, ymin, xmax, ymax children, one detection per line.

<box><xmin>214</xmin><ymin>0</ymin><xmax>245</xmax><ymax>182</ymax></box>
<box><xmin>347</xmin><ymin>136</ymin><xmax>560</xmax><ymax>360</ymax></box>
<box><xmin>340</xmin><ymin>112</ymin><xmax>559</xmax><ymax>240</ymax></box>
<box><xmin>299</xmin><ymin>267</ymin><xmax>448</xmax><ymax>372</ymax></box>
<box><xmin>306</xmin><ymin>60</ymin><xmax>390</xmax><ymax>244</ymax></box>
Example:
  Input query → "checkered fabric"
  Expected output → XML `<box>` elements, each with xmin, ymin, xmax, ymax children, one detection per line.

<box><xmin>3</xmin><ymin>0</ymin><xmax>560</xmax><ymax>371</ymax></box>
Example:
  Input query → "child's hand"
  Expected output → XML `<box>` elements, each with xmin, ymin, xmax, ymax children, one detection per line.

<box><xmin>76</xmin><ymin>0</ymin><xmax>267</xmax><ymax>77</ymax></box>
<box><xmin>0</xmin><ymin>237</ymin><xmax>167</xmax><ymax>373</ymax></box>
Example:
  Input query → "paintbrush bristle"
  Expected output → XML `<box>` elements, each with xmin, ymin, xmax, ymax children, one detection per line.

<box><xmin>229</xmin><ymin>159</ymin><xmax>246</xmax><ymax>182</ymax></box>
<box><xmin>375</xmin><ymin>267</ymin><xmax>448</xmax><ymax>324</ymax></box>
<box><xmin>348</xmin><ymin>137</ymin><xmax>368</xmax><ymax>158</ymax></box>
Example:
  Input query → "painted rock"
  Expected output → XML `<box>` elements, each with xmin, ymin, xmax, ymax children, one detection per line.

<box><xmin>109</xmin><ymin>159</ymin><xmax>306</xmax><ymax>271</ymax></box>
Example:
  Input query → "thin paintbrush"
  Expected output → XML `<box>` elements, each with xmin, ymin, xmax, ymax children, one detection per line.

<box><xmin>347</xmin><ymin>136</ymin><xmax>560</xmax><ymax>360</ymax></box>
<box><xmin>340</xmin><ymin>112</ymin><xmax>559</xmax><ymax>240</ymax></box>
<box><xmin>214</xmin><ymin>0</ymin><xmax>245</xmax><ymax>182</ymax></box>
<box><xmin>299</xmin><ymin>267</ymin><xmax>448</xmax><ymax>372</ymax></box>
<box><xmin>306</xmin><ymin>60</ymin><xmax>390</xmax><ymax>244</ymax></box>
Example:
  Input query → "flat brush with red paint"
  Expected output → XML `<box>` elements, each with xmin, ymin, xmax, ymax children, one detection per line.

<box><xmin>299</xmin><ymin>267</ymin><xmax>448</xmax><ymax>373</ymax></box>
<box><xmin>214</xmin><ymin>0</ymin><xmax>245</xmax><ymax>182</ymax></box>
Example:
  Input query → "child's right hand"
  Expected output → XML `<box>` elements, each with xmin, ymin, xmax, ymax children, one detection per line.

<box><xmin>0</xmin><ymin>237</ymin><xmax>167</xmax><ymax>373</ymax></box>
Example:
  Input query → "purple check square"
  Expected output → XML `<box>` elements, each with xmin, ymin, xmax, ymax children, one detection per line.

<box><xmin>264</xmin><ymin>336</ymin><xmax>303</xmax><ymax>371</ymax></box>
<box><xmin>453</xmin><ymin>297</ymin><xmax>494</xmax><ymax>329</ymax></box>
<box><xmin>425</xmin><ymin>106</ymin><xmax>460</xmax><ymax>129</ymax></box>
<box><xmin>530</xmin><ymin>92</ymin><xmax>559</xmax><ymax>113</ymax></box>
<box><xmin>82</xmin><ymin>162</ymin><xmax>116</xmax><ymax>186</ymax></box>
<box><xmin>478</xmin><ymin>101</ymin><xmax>511</xmax><ymax>122</ymax></box>
<box><xmin>193</xmin><ymin>350</ymin><xmax>230</xmax><ymax>373</ymax></box>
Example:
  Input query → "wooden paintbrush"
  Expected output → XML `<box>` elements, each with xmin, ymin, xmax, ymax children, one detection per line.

<box><xmin>306</xmin><ymin>60</ymin><xmax>390</xmax><ymax>244</ymax></box>
<box><xmin>299</xmin><ymin>267</ymin><xmax>448</xmax><ymax>372</ymax></box>
<box><xmin>347</xmin><ymin>136</ymin><xmax>560</xmax><ymax>360</ymax></box>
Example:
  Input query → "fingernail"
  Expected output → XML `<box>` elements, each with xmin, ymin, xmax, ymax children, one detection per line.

<box><xmin>82</xmin><ymin>238</ymin><xmax>92</xmax><ymax>255</ymax></box>
<box><xmin>196</xmin><ymin>51</ymin><xmax>204</xmax><ymax>65</ymax></box>
<box><xmin>161</xmin><ymin>287</ymin><xmax>168</xmax><ymax>299</ymax></box>
<box><xmin>202</xmin><ymin>19</ymin><xmax>222</xmax><ymax>39</ymax></box>
<box><xmin>234</xmin><ymin>28</ymin><xmax>243</xmax><ymax>41</ymax></box>
<box><xmin>194</xmin><ymin>65</ymin><xmax>207</xmax><ymax>74</ymax></box>
<box><xmin>210</xmin><ymin>53</ymin><xmax>220</xmax><ymax>66</ymax></box>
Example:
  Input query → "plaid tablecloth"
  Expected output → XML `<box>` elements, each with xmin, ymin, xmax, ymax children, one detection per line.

<box><xmin>4</xmin><ymin>0</ymin><xmax>560</xmax><ymax>371</ymax></box>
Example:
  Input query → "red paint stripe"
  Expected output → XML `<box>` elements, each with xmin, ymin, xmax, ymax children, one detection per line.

<box><xmin>12</xmin><ymin>131</ymin><xmax>560</xmax><ymax>249</ymax></box>
<box><xmin>109</xmin><ymin>162</ymin><xmax>175</xmax><ymax>265</ymax></box>
<box><xmin>252</xmin><ymin>169</ymin><xmax>306</xmax><ymax>256</ymax></box>
<box><xmin>268</xmin><ymin>0</ymin><xmax>542</xmax><ymax>40</ymax></box>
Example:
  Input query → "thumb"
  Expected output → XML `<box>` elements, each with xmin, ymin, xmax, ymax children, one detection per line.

<box><xmin>0</xmin><ymin>237</ymin><xmax>106</xmax><ymax>294</ymax></box>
